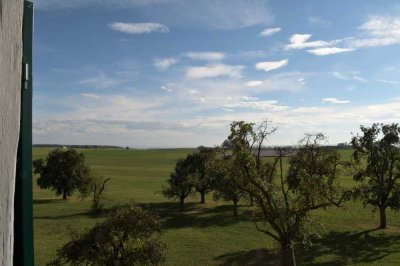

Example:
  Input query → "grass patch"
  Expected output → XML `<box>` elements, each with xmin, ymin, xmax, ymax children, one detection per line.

<box><xmin>33</xmin><ymin>148</ymin><xmax>400</xmax><ymax>265</ymax></box>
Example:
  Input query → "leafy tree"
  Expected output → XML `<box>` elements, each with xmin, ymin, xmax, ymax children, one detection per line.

<box><xmin>162</xmin><ymin>156</ymin><xmax>195</xmax><ymax>211</ymax></box>
<box><xmin>351</xmin><ymin>123</ymin><xmax>400</xmax><ymax>229</ymax></box>
<box><xmin>48</xmin><ymin>202</ymin><xmax>166</xmax><ymax>266</ymax></box>
<box><xmin>212</xmin><ymin>157</ymin><xmax>246</xmax><ymax>217</ymax></box>
<box><xmin>33</xmin><ymin>149</ymin><xmax>91</xmax><ymax>200</ymax></box>
<box><xmin>227</xmin><ymin>121</ymin><xmax>349</xmax><ymax>266</ymax></box>
<box><xmin>192</xmin><ymin>147</ymin><xmax>217</xmax><ymax>204</ymax></box>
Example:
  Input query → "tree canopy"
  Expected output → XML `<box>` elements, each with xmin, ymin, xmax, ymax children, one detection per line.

<box><xmin>33</xmin><ymin>149</ymin><xmax>91</xmax><ymax>200</ymax></box>
<box><xmin>351</xmin><ymin>123</ymin><xmax>400</xmax><ymax>228</ymax></box>
<box><xmin>48</xmin><ymin>202</ymin><xmax>166</xmax><ymax>266</ymax></box>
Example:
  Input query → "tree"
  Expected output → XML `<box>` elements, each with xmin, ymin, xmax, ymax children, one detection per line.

<box><xmin>33</xmin><ymin>149</ymin><xmax>91</xmax><ymax>200</ymax></box>
<box><xmin>192</xmin><ymin>147</ymin><xmax>217</xmax><ymax>204</ymax></box>
<box><xmin>227</xmin><ymin>121</ymin><xmax>349</xmax><ymax>266</ymax></box>
<box><xmin>351</xmin><ymin>123</ymin><xmax>400</xmax><ymax>229</ymax></box>
<box><xmin>162</xmin><ymin>156</ymin><xmax>195</xmax><ymax>211</ymax></box>
<box><xmin>212</xmin><ymin>157</ymin><xmax>246</xmax><ymax>217</ymax></box>
<box><xmin>79</xmin><ymin>174</ymin><xmax>111</xmax><ymax>213</ymax></box>
<box><xmin>48</xmin><ymin>202</ymin><xmax>166</xmax><ymax>266</ymax></box>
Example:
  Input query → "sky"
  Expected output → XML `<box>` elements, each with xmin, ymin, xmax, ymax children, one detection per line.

<box><xmin>32</xmin><ymin>0</ymin><xmax>400</xmax><ymax>148</ymax></box>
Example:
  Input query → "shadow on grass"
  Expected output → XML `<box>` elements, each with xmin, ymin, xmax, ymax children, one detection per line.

<box><xmin>297</xmin><ymin>228</ymin><xmax>400</xmax><ymax>265</ymax></box>
<box><xmin>139</xmin><ymin>202</ymin><xmax>253</xmax><ymax>229</ymax></box>
<box><xmin>214</xmin><ymin>248</ymin><xmax>280</xmax><ymax>266</ymax></box>
<box><xmin>33</xmin><ymin>198</ymin><xmax>65</xmax><ymax>204</ymax></box>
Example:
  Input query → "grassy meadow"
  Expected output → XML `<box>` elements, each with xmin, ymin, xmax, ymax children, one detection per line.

<box><xmin>33</xmin><ymin>148</ymin><xmax>400</xmax><ymax>265</ymax></box>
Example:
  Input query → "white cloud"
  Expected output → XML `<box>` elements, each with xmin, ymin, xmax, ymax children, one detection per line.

<box><xmin>322</xmin><ymin>98</ymin><xmax>350</xmax><ymax>104</ymax></box>
<box><xmin>351</xmin><ymin>16</ymin><xmax>400</xmax><ymax>48</ymax></box>
<box><xmin>185</xmin><ymin>64</ymin><xmax>244</xmax><ymax>79</ymax></box>
<box><xmin>184</xmin><ymin>52</ymin><xmax>225</xmax><ymax>61</ymax></box>
<box><xmin>79</xmin><ymin>93</ymin><xmax>100</xmax><ymax>99</ymax></box>
<box><xmin>286</xmin><ymin>34</ymin><xmax>330</xmax><ymax>50</ymax></box>
<box><xmin>109</xmin><ymin>22</ymin><xmax>169</xmax><ymax>34</ymax></box>
<box><xmin>259</xmin><ymin>27</ymin><xmax>281</xmax><ymax>37</ymax></box>
<box><xmin>161</xmin><ymin>86</ymin><xmax>172</xmax><ymax>92</ymax></box>
<box><xmin>307</xmin><ymin>47</ymin><xmax>354</xmax><ymax>56</ymax></box>
<box><xmin>246</xmin><ymin>80</ymin><xmax>263</xmax><ymax>87</ymax></box>
<box><xmin>255</xmin><ymin>59</ymin><xmax>288</xmax><ymax>72</ymax></box>
<box><xmin>154</xmin><ymin>58</ymin><xmax>178</xmax><ymax>70</ymax></box>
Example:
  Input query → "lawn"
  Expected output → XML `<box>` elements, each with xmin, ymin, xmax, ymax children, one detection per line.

<box><xmin>33</xmin><ymin>148</ymin><xmax>400</xmax><ymax>265</ymax></box>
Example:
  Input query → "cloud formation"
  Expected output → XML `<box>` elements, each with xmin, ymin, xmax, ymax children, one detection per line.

<box><xmin>184</xmin><ymin>52</ymin><xmax>226</xmax><ymax>61</ymax></box>
<box><xmin>154</xmin><ymin>58</ymin><xmax>178</xmax><ymax>70</ymax></box>
<box><xmin>322</xmin><ymin>98</ymin><xmax>350</xmax><ymax>104</ymax></box>
<box><xmin>259</xmin><ymin>27</ymin><xmax>281</xmax><ymax>37</ymax></box>
<box><xmin>185</xmin><ymin>64</ymin><xmax>244</xmax><ymax>79</ymax></box>
<box><xmin>255</xmin><ymin>59</ymin><xmax>288</xmax><ymax>72</ymax></box>
<box><xmin>109</xmin><ymin>22</ymin><xmax>169</xmax><ymax>34</ymax></box>
<box><xmin>307</xmin><ymin>47</ymin><xmax>354</xmax><ymax>56</ymax></box>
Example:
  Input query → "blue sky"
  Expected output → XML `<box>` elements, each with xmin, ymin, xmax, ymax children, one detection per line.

<box><xmin>32</xmin><ymin>0</ymin><xmax>400</xmax><ymax>147</ymax></box>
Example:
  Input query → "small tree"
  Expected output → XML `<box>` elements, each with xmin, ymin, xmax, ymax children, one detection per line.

<box><xmin>48</xmin><ymin>202</ymin><xmax>166</xmax><ymax>266</ymax></box>
<box><xmin>79</xmin><ymin>174</ymin><xmax>111</xmax><ymax>213</ymax></box>
<box><xmin>162</xmin><ymin>157</ymin><xmax>195</xmax><ymax>211</ymax></box>
<box><xmin>351</xmin><ymin>123</ymin><xmax>400</xmax><ymax>229</ymax></box>
<box><xmin>33</xmin><ymin>149</ymin><xmax>91</xmax><ymax>200</ymax></box>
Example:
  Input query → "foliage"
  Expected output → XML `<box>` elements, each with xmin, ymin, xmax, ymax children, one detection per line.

<box><xmin>33</xmin><ymin>148</ymin><xmax>91</xmax><ymax>200</ymax></box>
<box><xmin>351</xmin><ymin>123</ymin><xmax>400</xmax><ymax>228</ymax></box>
<box><xmin>79</xmin><ymin>174</ymin><xmax>111</xmax><ymax>212</ymax></box>
<box><xmin>192</xmin><ymin>147</ymin><xmax>218</xmax><ymax>203</ymax></box>
<box><xmin>212</xmin><ymin>156</ymin><xmax>247</xmax><ymax>217</ymax></box>
<box><xmin>162</xmin><ymin>156</ymin><xmax>196</xmax><ymax>211</ymax></box>
<box><xmin>226</xmin><ymin>121</ymin><xmax>349</xmax><ymax>266</ymax></box>
<box><xmin>48</xmin><ymin>202</ymin><xmax>166</xmax><ymax>266</ymax></box>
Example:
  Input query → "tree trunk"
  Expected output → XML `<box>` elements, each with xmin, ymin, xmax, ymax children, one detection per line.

<box><xmin>200</xmin><ymin>191</ymin><xmax>206</xmax><ymax>204</ymax></box>
<box><xmin>281</xmin><ymin>244</ymin><xmax>296</xmax><ymax>266</ymax></box>
<box><xmin>180</xmin><ymin>197</ymin><xmax>184</xmax><ymax>211</ymax></box>
<box><xmin>62</xmin><ymin>191</ymin><xmax>68</xmax><ymax>200</ymax></box>
<box><xmin>233</xmin><ymin>198</ymin><xmax>238</xmax><ymax>217</ymax></box>
<box><xmin>379</xmin><ymin>205</ymin><xmax>387</xmax><ymax>229</ymax></box>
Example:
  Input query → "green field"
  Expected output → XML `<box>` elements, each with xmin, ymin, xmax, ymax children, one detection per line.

<box><xmin>33</xmin><ymin>148</ymin><xmax>400</xmax><ymax>265</ymax></box>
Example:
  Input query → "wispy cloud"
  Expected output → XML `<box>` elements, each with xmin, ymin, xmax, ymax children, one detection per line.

<box><xmin>322</xmin><ymin>98</ymin><xmax>350</xmax><ymax>104</ymax></box>
<box><xmin>259</xmin><ymin>27</ymin><xmax>281</xmax><ymax>37</ymax></box>
<box><xmin>255</xmin><ymin>59</ymin><xmax>288</xmax><ymax>72</ymax></box>
<box><xmin>246</xmin><ymin>80</ymin><xmax>263</xmax><ymax>87</ymax></box>
<box><xmin>79</xmin><ymin>93</ymin><xmax>100</xmax><ymax>99</ymax></box>
<box><xmin>154</xmin><ymin>58</ymin><xmax>178</xmax><ymax>70</ymax></box>
<box><xmin>78</xmin><ymin>72</ymin><xmax>118</xmax><ymax>89</ymax></box>
<box><xmin>307</xmin><ymin>47</ymin><xmax>354</xmax><ymax>56</ymax></box>
<box><xmin>332</xmin><ymin>71</ymin><xmax>367</xmax><ymax>82</ymax></box>
<box><xmin>184</xmin><ymin>52</ymin><xmax>226</xmax><ymax>61</ymax></box>
<box><xmin>161</xmin><ymin>86</ymin><xmax>172</xmax><ymax>92</ymax></box>
<box><xmin>109</xmin><ymin>22</ymin><xmax>169</xmax><ymax>34</ymax></box>
<box><xmin>185</xmin><ymin>64</ymin><xmax>244</xmax><ymax>79</ymax></box>
<box><xmin>375</xmin><ymin>79</ymin><xmax>400</xmax><ymax>85</ymax></box>
<box><xmin>308</xmin><ymin>17</ymin><xmax>331</xmax><ymax>28</ymax></box>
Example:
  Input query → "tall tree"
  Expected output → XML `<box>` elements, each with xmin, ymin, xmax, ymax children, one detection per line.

<box><xmin>33</xmin><ymin>149</ymin><xmax>91</xmax><ymax>200</ymax></box>
<box><xmin>162</xmin><ymin>157</ymin><xmax>195</xmax><ymax>211</ymax></box>
<box><xmin>228</xmin><ymin>121</ymin><xmax>349</xmax><ymax>266</ymax></box>
<box><xmin>351</xmin><ymin>123</ymin><xmax>400</xmax><ymax>229</ymax></box>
